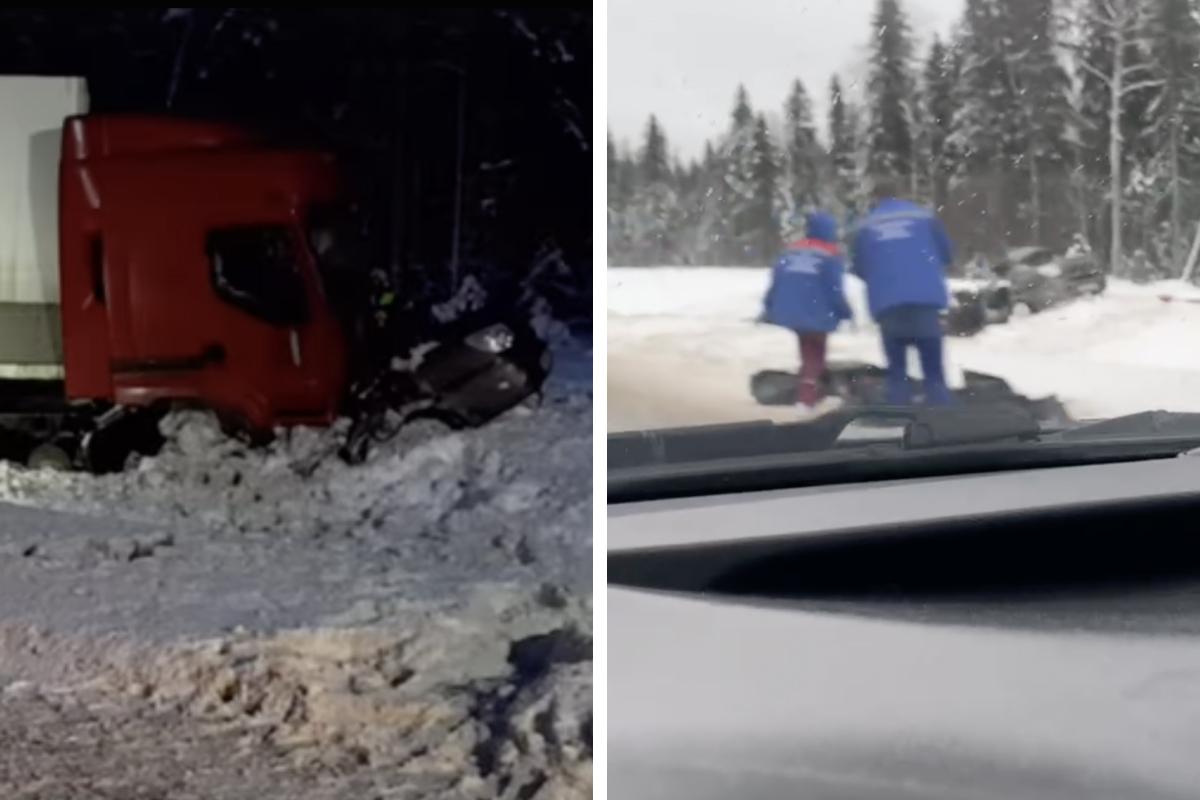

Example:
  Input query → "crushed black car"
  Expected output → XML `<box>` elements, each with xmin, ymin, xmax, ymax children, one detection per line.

<box><xmin>994</xmin><ymin>246</ymin><xmax>1107</xmax><ymax>312</ymax></box>
<box><xmin>340</xmin><ymin>304</ymin><xmax>551</xmax><ymax>463</ymax></box>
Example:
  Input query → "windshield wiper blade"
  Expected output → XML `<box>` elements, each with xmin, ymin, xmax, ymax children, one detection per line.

<box><xmin>898</xmin><ymin>403</ymin><xmax>1044</xmax><ymax>448</ymax></box>
<box><xmin>608</xmin><ymin>436</ymin><xmax>1197</xmax><ymax>504</ymax></box>
<box><xmin>606</xmin><ymin>406</ymin><xmax>1200</xmax><ymax>504</ymax></box>
<box><xmin>609</xmin><ymin>402</ymin><xmax>1045</xmax><ymax>472</ymax></box>
<box><xmin>1059</xmin><ymin>411</ymin><xmax>1200</xmax><ymax>442</ymax></box>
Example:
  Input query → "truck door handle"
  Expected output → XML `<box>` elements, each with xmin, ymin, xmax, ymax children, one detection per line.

<box><xmin>111</xmin><ymin>344</ymin><xmax>225</xmax><ymax>375</ymax></box>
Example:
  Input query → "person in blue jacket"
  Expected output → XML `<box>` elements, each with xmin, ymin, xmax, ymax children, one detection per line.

<box><xmin>851</xmin><ymin>180</ymin><xmax>954</xmax><ymax>406</ymax></box>
<box><xmin>762</xmin><ymin>211</ymin><xmax>854</xmax><ymax>408</ymax></box>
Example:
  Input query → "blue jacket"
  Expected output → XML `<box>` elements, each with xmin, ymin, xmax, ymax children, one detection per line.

<box><xmin>851</xmin><ymin>198</ymin><xmax>952</xmax><ymax>317</ymax></box>
<box><xmin>763</xmin><ymin>212</ymin><xmax>853</xmax><ymax>333</ymax></box>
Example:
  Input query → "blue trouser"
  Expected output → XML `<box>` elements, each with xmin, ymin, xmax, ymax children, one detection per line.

<box><xmin>882</xmin><ymin>335</ymin><xmax>952</xmax><ymax>406</ymax></box>
<box><xmin>876</xmin><ymin>305</ymin><xmax>951</xmax><ymax>406</ymax></box>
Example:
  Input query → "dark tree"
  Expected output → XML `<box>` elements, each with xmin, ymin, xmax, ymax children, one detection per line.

<box><xmin>749</xmin><ymin>113</ymin><xmax>783</xmax><ymax>261</ymax></box>
<box><xmin>639</xmin><ymin>115</ymin><xmax>671</xmax><ymax>185</ymax></box>
<box><xmin>829</xmin><ymin>74</ymin><xmax>862</xmax><ymax>218</ymax></box>
<box><xmin>922</xmin><ymin>35</ymin><xmax>957</xmax><ymax>210</ymax></box>
<box><xmin>864</xmin><ymin>0</ymin><xmax>916</xmax><ymax>186</ymax></box>
<box><xmin>783</xmin><ymin>78</ymin><xmax>821</xmax><ymax>214</ymax></box>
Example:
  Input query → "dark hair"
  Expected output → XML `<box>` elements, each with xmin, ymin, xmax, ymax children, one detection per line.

<box><xmin>871</xmin><ymin>176</ymin><xmax>903</xmax><ymax>204</ymax></box>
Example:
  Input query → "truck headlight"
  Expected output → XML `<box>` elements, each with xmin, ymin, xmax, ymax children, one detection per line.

<box><xmin>465</xmin><ymin>323</ymin><xmax>515</xmax><ymax>354</ymax></box>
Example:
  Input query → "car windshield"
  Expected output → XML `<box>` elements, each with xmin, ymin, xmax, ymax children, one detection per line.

<box><xmin>608</xmin><ymin>0</ymin><xmax>1200</xmax><ymax>475</ymax></box>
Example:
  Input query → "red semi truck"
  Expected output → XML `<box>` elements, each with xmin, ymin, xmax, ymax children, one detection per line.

<box><xmin>2</xmin><ymin>77</ymin><xmax>547</xmax><ymax>471</ymax></box>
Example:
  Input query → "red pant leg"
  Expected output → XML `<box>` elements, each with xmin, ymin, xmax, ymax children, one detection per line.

<box><xmin>798</xmin><ymin>332</ymin><xmax>828</xmax><ymax>407</ymax></box>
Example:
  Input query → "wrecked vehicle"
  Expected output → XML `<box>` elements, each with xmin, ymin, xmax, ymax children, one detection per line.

<box><xmin>944</xmin><ymin>277</ymin><xmax>1014</xmax><ymax>336</ymax></box>
<box><xmin>994</xmin><ymin>246</ymin><xmax>1106</xmax><ymax>313</ymax></box>
<box><xmin>0</xmin><ymin>76</ymin><xmax>548</xmax><ymax>472</ymax></box>
<box><xmin>339</xmin><ymin>303</ymin><xmax>552</xmax><ymax>464</ymax></box>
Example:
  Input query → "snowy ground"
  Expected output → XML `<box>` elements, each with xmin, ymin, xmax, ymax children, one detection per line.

<box><xmin>0</xmin><ymin>343</ymin><xmax>592</xmax><ymax>799</ymax></box>
<box><xmin>609</xmin><ymin>267</ymin><xmax>1200</xmax><ymax>431</ymax></box>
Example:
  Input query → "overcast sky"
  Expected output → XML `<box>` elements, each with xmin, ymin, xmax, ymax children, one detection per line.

<box><xmin>608</xmin><ymin>0</ymin><xmax>965</xmax><ymax>162</ymax></box>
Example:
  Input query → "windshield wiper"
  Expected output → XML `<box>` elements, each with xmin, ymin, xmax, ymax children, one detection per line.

<box><xmin>610</xmin><ymin>402</ymin><xmax>1045</xmax><ymax>472</ymax></box>
<box><xmin>1059</xmin><ymin>411</ymin><xmax>1200</xmax><ymax>442</ymax></box>
<box><xmin>608</xmin><ymin>407</ymin><xmax>1200</xmax><ymax>504</ymax></box>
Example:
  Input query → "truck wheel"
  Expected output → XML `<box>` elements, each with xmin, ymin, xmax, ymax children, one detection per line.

<box><xmin>27</xmin><ymin>443</ymin><xmax>72</xmax><ymax>472</ymax></box>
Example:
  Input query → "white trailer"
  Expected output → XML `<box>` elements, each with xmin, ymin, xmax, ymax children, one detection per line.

<box><xmin>0</xmin><ymin>76</ymin><xmax>89</xmax><ymax>377</ymax></box>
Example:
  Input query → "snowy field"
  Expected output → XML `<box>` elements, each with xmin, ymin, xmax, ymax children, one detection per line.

<box><xmin>609</xmin><ymin>266</ymin><xmax>1200</xmax><ymax>431</ymax></box>
<box><xmin>0</xmin><ymin>344</ymin><xmax>592</xmax><ymax>799</ymax></box>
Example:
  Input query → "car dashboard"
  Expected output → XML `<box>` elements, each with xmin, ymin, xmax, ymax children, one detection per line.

<box><xmin>609</xmin><ymin>454</ymin><xmax>1200</xmax><ymax>800</ymax></box>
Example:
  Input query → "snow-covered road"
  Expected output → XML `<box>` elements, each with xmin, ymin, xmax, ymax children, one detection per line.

<box><xmin>0</xmin><ymin>347</ymin><xmax>593</xmax><ymax>799</ymax></box>
<box><xmin>609</xmin><ymin>267</ymin><xmax>1200</xmax><ymax>430</ymax></box>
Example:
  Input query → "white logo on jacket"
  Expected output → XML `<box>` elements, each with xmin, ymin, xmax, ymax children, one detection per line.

<box><xmin>870</xmin><ymin>220</ymin><xmax>916</xmax><ymax>241</ymax></box>
<box><xmin>781</xmin><ymin>252</ymin><xmax>821</xmax><ymax>274</ymax></box>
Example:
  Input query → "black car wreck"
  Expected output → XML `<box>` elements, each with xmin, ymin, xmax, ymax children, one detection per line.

<box><xmin>339</xmin><ymin>301</ymin><xmax>552</xmax><ymax>464</ymax></box>
<box><xmin>993</xmin><ymin>246</ymin><xmax>1107</xmax><ymax>313</ymax></box>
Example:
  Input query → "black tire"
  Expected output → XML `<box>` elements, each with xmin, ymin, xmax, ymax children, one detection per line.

<box><xmin>27</xmin><ymin>442</ymin><xmax>72</xmax><ymax>471</ymax></box>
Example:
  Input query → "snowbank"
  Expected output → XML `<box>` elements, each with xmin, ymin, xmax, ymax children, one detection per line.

<box><xmin>0</xmin><ymin>584</ymin><xmax>591</xmax><ymax>799</ymax></box>
<box><xmin>0</xmin><ymin>365</ymin><xmax>593</xmax><ymax>797</ymax></box>
<box><xmin>0</xmin><ymin>394</ymin><xmax>591</xmax><ymax>570</ymax></box>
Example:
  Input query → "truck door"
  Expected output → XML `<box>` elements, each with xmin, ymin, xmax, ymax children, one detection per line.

<box><xmin>204</xmin><ymin>224</ymin><xmax>341</xmax><ymax>428</ymax></box>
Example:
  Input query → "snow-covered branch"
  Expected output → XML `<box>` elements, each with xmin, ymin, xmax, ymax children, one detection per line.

<box><xmin>1075</xmin><ymin>56</ymin><xmax>1113</xmax><ymax>88</ymax></box>
<box><xmin>1122</xmin><ymin>79</ymin><xmax>1165</xmax><ymax>97</ymax></box>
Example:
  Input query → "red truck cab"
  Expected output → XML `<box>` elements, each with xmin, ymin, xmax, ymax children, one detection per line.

<box><xmin>59</xmin><ymin>115</ymin><xmax>348</xmax><ymax>432</ymax></box>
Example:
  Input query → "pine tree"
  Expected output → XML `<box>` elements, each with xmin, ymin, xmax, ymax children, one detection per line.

<box><xmin>942</xmin><ymin>0</ymin><xmax>1074</xmax><ymax>250</ymax></box>
<box><xmin>749</xmin><ymin>113</ymin><xmax>783</xmax><ymax>261</ymax></box>
<box><xmin>948</xmin><ymin>0</ymin><xmax>1008</xmax><ymax>175</ymax></box>
<box><xmin>1076</xmin><ymin>2</ymin><xmax>1114</xmax><ymax>175</ymax></box>
<box><xmin>1071</xmin><ymin>0</ymin><xmax>1159</xmax><ymax>273</ymax></box>
<box><xmin>677</xmin><ymin>142</ymin><xmax>726</xmax><ymax>265</ymax></box>
<box><xmin>999</xmin><ymin>0</ymin><xmax>1073</xmax><ymax>241</ymax></box>
<box><xmin>628</xmin><ymin>114</ymin><xmax>679</xmax><ymax>264</ymax></box>
<box><xmin>864</xmin><ymin>0</ymin><xmax>917</xmax><ymax>187</ymax></box>
<box><xmin>639</xmin><ymin>114</ymin><xmax>670</xmax><ymax>185</ymax></box>
<box><xmin>922</xmin><ymin>35</ymin><xmax>957</xmax><ymax>210</ymax></box>
<box><xmin>783</xmin><ymin>78</ymin><xmax>821</xmax><ymax>216</ymax></box>
<box><xmin>607</xmin><ymin>132</ymin><xmax>618</xmax><ymax>192</ymax></box>
<box><xmin>605</xmin><ymin>134</ymin><xmax>643</xmax><ymax>263</ymax></box>
<box><xmin>829</xmin><ymin>74</ymin><xmax>862</xmax><ymax>219</ymax></box>
<box><xmin>731</xmin><ymin>83</ymin><xmax>754</xmax><ymax>129</ymax></box>
<box><xmin>715</xmin><ymin>84</ymin><xmax>760</xmax><ymax>263</ymax></box>
<box><xmin>1144</xmin><ymin>0</ymin><xmax>1200</xmax><ymax>272</ymax></box>
<box><xmin>606</xmin><ymin>131</ymin><xmax>628</xmax><ymax>263</ymax></box>
<box><xmin>942</xmin><ymin>1</ymin><xmax>1009</xmax><ymax>256</ymax></box>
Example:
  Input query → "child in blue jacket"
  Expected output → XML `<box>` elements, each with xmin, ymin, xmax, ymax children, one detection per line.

<box><xmin>762</xmin><ymin>211</ymin><xmax>854</xmax><ymax>408</ymax></box>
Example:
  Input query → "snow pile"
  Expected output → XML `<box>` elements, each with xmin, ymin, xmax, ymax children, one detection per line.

<box><xmin>0</xmin><ymin>381</ymin><xmax>592</xmax><ymax>796</ymax></box>
<box><xmin>102</xmin><ymin>587</ymin><xmax>592</xmax><ymax>798</ymax></box>
<box><xmin>0</xmin><ymin>585</ymin><xmax>592</xmax><ymax>799</ymax></box>
<box><xmin>0</xmin><ymin>396</ymin><xmax>591</xmax><ymax>571</ymax></box>
<box><xmin>432</xmin><ymin>275</ymin><xmax>490</xmax><ymax>323</ymax></box>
